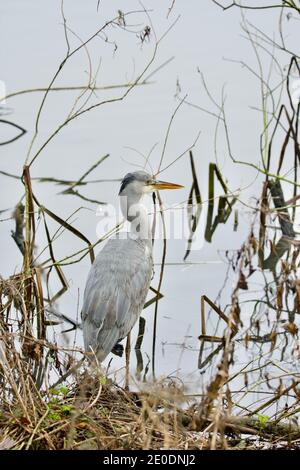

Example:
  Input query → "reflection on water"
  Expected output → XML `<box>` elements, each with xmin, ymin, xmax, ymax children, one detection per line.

<box><xmin>2</xmin><ymin>136</ymin><xmax>300</xmax><ymax>420</ymax></box>
<box><xmin>1</xmin><ymin>1</ymin><xmax>300</xmax><ymax>432</ymax></box>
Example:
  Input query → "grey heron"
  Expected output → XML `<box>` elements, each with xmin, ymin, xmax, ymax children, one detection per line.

<box><xmin>81</xmin><ymin>171</ymin><xmax>183</xmax><ymax>363</ymax></box>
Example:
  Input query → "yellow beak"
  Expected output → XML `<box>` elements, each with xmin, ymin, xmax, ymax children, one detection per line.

<box><xmin>152</xmin><ymin>180</ymin><xmax>184</xmax><ymax>190</ymax></box>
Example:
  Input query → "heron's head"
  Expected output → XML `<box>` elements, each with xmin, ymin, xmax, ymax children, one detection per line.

<box><xmin>119</xmin><ymin>171</ymin><xmax>183</xmax><ymax>228</ymax></box>
<box><xmin>119</xmin><ymin>171</ymin><xmax>183</xmax><ymax>198</ymax></box>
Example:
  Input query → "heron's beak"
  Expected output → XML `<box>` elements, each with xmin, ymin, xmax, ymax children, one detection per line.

<box><xmin>151</xmin><ymin>180</ymin><xmax>184</xmax><ymax>190</ymax></box>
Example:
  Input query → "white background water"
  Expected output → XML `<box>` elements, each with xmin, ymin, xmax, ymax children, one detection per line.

<box><xmin>1</xmin><ymin>0</ymin><xmax>297</xmax><ymax>391</ymax></box>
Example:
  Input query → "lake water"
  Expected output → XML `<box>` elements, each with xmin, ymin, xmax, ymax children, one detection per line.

<box><xmin>1</xmin><ymin>1</ymin><xmax>300</xmax><ymax>414</ymax></box>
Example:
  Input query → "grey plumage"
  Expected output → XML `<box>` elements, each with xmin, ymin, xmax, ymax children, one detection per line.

<box><xmin>81</xmin><ymin>171</ymin><xmax>182</xmax><ymax>363</ymax></box>
<box><xmin>82</xmin><ymin>237</ymin><xmax>152</xmax><ymax>362</ymax></box>
<box><xmin>119</xmin><ymin>171</ymin><xmax>151</xmax><ymax>194</ymax></box>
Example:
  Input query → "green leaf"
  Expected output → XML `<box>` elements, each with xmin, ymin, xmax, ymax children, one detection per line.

<box><xmin>48</xmin><ymin>412</ymin><xmax>61</xmax><ymax>422</ymax></box>
<box><xmin>99</xmin><ymin>375</ymin><xmax>106</xmax><ymax>386</ymax></box>
<box><xmin>60</xmin><ymin>405</ymin><xmax>73</xmax><ymax>415</ymax></box>
<box><xmin>49</xmin><ymin>385</ymin><xmax>69</xmax><ymax>396</ymax></box>
<box><xmin>58</xmin><ymin>385</ymin><xmax>69</xmax><ymax>395</ymax></box>
<box><xmin>257</xmin><ymin>414</ymin><xmax>269</xmax><ymax>425</ymax></box>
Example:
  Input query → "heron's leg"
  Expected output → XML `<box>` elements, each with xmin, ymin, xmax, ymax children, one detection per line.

<box><xmin>125</xmin><ymin>333</ymin><xmax>131</xmax><ymax>390</ymax></box>
<box><xmin>111</xmin><ymin>340</ymin><xmax>124</xmax><ymax>357</ymax></box>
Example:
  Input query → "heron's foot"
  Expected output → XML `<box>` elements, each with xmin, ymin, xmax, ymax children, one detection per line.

<box><xmin>111</xmin><ymin>342</ymin><xmax>124</xmax><ymax>357</ymax></box>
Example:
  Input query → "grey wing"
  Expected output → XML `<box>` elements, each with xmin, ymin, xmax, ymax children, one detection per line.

<box><xmin>81</xmin><ymin>238</ymin><xmax>152</xmax><ymax>362</ymax></box>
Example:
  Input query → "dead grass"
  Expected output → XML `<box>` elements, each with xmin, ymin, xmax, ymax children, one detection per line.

<box><xmin>0</xmin><ymin>347</ymin><xmax>206</xmax><ymax>450</ymax></box>
<box><xmin>1</xmin><ymin>319</ymin><xmax>300</xmax><ymax>451</ymax></box>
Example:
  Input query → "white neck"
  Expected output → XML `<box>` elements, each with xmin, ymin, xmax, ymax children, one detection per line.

<box><xmin>120</xmin><ymin>193</ymin><xmax>151</xmax><ymax>241</ymax></box>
